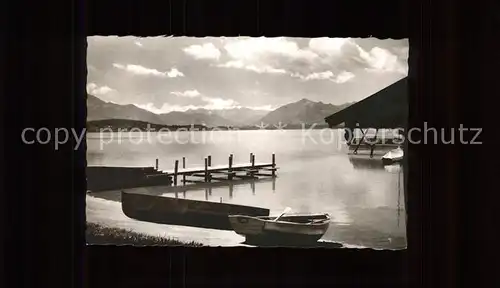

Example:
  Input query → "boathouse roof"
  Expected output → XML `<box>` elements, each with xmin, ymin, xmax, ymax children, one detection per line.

<box><xmin>325</xmin><ymin>77</ymin><xmax>408</xmax><ymax>128</ymax></box>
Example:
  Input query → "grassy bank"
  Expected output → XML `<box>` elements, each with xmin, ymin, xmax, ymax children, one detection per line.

<box><xmin>86</xmin><ymin>222</ymin><xmax>204</xmax><ymax>246</ymax></box>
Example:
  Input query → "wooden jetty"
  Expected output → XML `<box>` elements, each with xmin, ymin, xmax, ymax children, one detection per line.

<box><xmin>91</xmin><ymin>154</ymin><xmax>277</xmax><ymax>230</ymax></box>
<box><xmin>87</xmin><ymin>153</ymin><xmax>277</xmax><ymax>192</ymax></box>
<box><xmin>121</xmin><ymin>190</ymin><xmax>270</xmax><ymax>230</ymax></box>
<box><xmin>161</xmin><ymin>153</ymin><xmax>278</xmax><ymax>187</ymax></box>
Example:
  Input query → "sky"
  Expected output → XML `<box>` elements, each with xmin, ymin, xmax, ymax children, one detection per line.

<box><xmin>87</xmin><ymin>36</ymin><xmax>408</xmax><ymax>113</ymax></box>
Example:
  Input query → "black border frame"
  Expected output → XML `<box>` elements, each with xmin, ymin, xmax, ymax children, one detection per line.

<box><xmin>2</xmin><ymin>0</ymin><xmax>495</xmax><ymax>287</ymax></box>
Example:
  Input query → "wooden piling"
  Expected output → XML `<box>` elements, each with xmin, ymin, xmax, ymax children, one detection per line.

<box><xmin>228</xmin><ymin>155</ymin><xmax>233</xmax><ymax>181</ymax></box>
<box><xmin>204</xmin><ymin>158</ymin><xmax>209</xmax><ymax>182</ymax></box>
<box><xmin>174</xmin><ymin>160</ymin><xmax>179</xmax><ymax>186</ymax></box>
<box><xmin>271</xmin><ymin>153</ymin><xmax>276</xmax><ymax>177</ymax></box>
<box><xmin>155</xmin><ymin>158</ymin><xmax>159</xmax><ymax>170</ymax></box>
<box><xmin>182</xmin><ymin>157</ymin><xmax>186</xmax><ymax>186</ymax></box>
<box><xmin>164</xmin><ymin>154</ymin><xmax>277</xmax><ymax>187</ymax></box>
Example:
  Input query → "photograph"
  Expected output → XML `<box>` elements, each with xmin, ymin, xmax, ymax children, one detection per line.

<box><xmin>85</xmin><ymin>36</ymin><xmax>408</xmax><ymax>248</ymax></box>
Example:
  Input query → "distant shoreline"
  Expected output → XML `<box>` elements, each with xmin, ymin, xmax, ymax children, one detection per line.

<box><xmin>86</xmin><ymin>118</ymin><xmax>338</xmax><ymax>132</ymax></box>
<box><xmin>86</xmin><ymin>127</ymin><xmax>335</xmax><ymax>132</ymax></box>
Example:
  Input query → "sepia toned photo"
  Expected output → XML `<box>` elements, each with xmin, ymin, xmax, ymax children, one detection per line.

<box><xmin>85</xmin><ymin>36</ymin><xmax>408</xmax><ymax>248</ymax></box>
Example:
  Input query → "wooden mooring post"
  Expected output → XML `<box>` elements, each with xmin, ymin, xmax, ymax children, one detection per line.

<box><xmin>208</xmin><ymin>155</ymin><xmax>212</xmax><ymax>167</ymax></box>
<box><xmin>228</xmin><ymin>154</ymin><xmax>233</xmax><ymax>181</ymax></box>
<box><xmin>204</xmin><ymin>158</ymin><xmax>209</xmax><ymax>182</ymax></box>
<box><xmin>272</xmin><ymin>153</ymin><xmax>276</xmax><ymax>177</ymax></box>
<box><xmin>155</xmin><ymin>158</ymin><xmax>159</xmax><ymax>170</ymax></box>
<box><xmin>173</xmin><ymin>160</ymin><xmax>179</xmax><ymax>186</ymax></box>
<box><xmin>182</xmin><ymin>157</ymin><xmax>186</xmax><ymax>186</ymax></box>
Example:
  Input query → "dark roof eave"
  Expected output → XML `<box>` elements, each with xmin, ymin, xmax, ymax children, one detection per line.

<box><xmin>324</xmin><ymin>77</ymin><xmax>408</xmax><ymax>128</ymax></box>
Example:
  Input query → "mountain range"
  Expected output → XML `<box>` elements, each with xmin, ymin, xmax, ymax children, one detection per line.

<box><xmin>87</xmin><ymin>94</ymin><xmax>353</xmax><ymax>127</ymax></box>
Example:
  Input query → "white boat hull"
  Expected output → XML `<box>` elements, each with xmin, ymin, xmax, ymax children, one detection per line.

<box><xmin>382</xmin><ymin>147</ymin><xmax>404</xmax><ymax>164</ymax></box>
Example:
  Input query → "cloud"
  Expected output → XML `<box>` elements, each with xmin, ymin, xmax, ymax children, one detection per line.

<box><xmin>215</xmin><ymin>60</ymin><xmax>287</xmax><ymax>74</ymax></box>
<box><xmin>166</xmin><ymin>68</ymin><xmax>184</xmax><ymax>78</ymax></box>
<box><xmin>358</xmin><ymin>47</ymin><xmax>408</xmax><ymax>74</ymax></box>
<box><xmin>112</xmin><ymin>63</ymin><xmax>184</xmax><ymax>78</ymax></box>
<box><xmin>134</xmin><ymin>100</ymin><xmax>241</xmax><ymax>114</ymax></box>
<box><xmin>200</xmin><ymin>96</ymin><xmax>238</xmax><ymax>109</ymax></box>
<box><xmin>308</xmin><ymin>38</ymin><xmax>408</xmax><ymax>75</ymax></box>
<box><xmin>169</xmin><ymin>90</ymin><xmax>240</xmax><ymax>110</ymax></box>
<box><xmin>170</xmin><ymin>90</ymin><xmax>201</xmax><ymax>98</ymax></box>
<box><xmin>308</xmin><ymin>38</ymin><xmax>352</xmax><ymax>55</ymax></box>
<box><xmin>212</xmin><ymin>37</ymin><xmax>407</xmax><ymax>77</ymax></box>
<box><xmin>87</xmin><ymin>36</ymin><xmax>409</xmax><ymax>110</ymax></box>
<box><xmin>246</xmin><ymin>105</ymin><xmax>275</xmax><ymax>111</ymax></box>
<box><xmin>291</xmin><ymin>70</ymin><xmax>355</xmax><ymax>83</ymax></box>
<box><xmin>335</xmin><ymin>71</ymin><xmax>356</xmax><ymax>83</ymax></box>
<box><xmin>213</xmin><ymin>37</ymin><xmax>320</xmax><ymax>75</ymax></box>
<box><xmin>224</xmin><ymin>37</ymin><xmax>318</xmax><ymax>61</ymax></box>
<box><xmin>86</xmin><ymin>83</ymin><xmax>115</xmax><ymax>95</ymax></box>
<box><xmin>183</xmin><ymin>43</ymin><xmax>221</xmax><ymax>60</ymax></box>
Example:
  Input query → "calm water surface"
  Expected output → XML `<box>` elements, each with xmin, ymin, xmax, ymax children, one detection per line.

<box><xmin>87</xmin><ymin>129</ymin><xmax>406</xmax><ymax>249</ymax></box>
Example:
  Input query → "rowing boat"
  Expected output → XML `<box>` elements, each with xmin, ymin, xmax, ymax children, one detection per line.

<box><xmin>228</xmin><ymin>213</ymin><xmax>331</xmax><ymax>244</ymax></box>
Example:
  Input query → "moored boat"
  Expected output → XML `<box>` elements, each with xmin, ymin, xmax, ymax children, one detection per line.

<box><xmin>121</xmin><ymin>191</ymin><xmax>270</xmax><ymax>230</ymax></box>
<box><xmin>381</xmin><ymin>147</ymin><xmax>404</xmax><ymax>164</ymax></box>
<box><xmin>228</xmin><ymin>213</ymin><xmax>331</xmax><ymax>244</ymax></box>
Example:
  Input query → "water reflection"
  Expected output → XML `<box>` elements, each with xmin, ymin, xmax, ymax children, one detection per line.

<box><xmin>348</xmin><ymin>154</ymin><xmax>402</xmax><ymax>173</ymax></box>
<box><xmin>169</xmin><ymin>177</ymin><xmax>275</xmax><ymax>201</ymax></box>
<box><xmin>87</xmin><ymin>130</ymin><xmax>406</xmax><ymax>248</ymax></box>
<box><xmin>348</xmin><ymin>155</ymin><xmax>385</xmax><ymax>170</ymax></box>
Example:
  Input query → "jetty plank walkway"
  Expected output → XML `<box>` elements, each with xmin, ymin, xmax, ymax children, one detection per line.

<box><xmin>162</xmin><ymin>162</ymin><xmax>275</xmax><ymax>175</ymax></box>
<box><xmin>157</xmin><ymin>153</ymin><xmax>278</xmax><ymax>187</ymax></box>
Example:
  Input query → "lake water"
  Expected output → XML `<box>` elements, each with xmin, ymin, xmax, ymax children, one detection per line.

<box><xmin>86</xmin><ymin>129</ymin><xmax>406</xmax><ymax>249</ymax></box>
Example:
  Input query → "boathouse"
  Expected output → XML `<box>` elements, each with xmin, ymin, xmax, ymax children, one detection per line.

<box><xmin>325</xmin><ymin>76</ymin><xmax>408</xmax><ymax>221</ymax></box>
<box><xmin>324</xmin><ymin>77</ymin><xmax>408</xmax><ymax>132</ymax></box>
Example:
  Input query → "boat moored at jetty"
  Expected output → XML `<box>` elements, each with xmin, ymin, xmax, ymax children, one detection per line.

<box><xmin>381</xmin><ymin>147</ymin><xmax>404</xmax><ymax>165</ymax></box>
